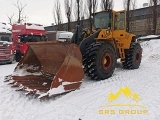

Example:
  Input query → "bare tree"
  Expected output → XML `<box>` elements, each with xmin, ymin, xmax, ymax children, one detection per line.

<box><xmin>123</xmin><ymin>0</ymin><xmax>133</xmax><ymax>32</ymax></box>
<box><xmin>64</xmin><ymin>0</ymin><xmax>73</xmax><ymax>31</ymax></box>
<box><xmin>128</xmin><ymin>0</ymin><xmax>137</xmax><ymax>33</ymax></box>
<box><xmin>73</xmin><ymin>0</ymin><xmax>85</xmax><ymax>25</ymax></box>
<box><xmin>100</xmin><ymin>0</ymin><xmax>114</xmax><ymax>10</ymax></box>
<box><xmin>7</xmin><ymin>14</ymin><xmax>14</xmax><ymax>25</ymax></box>
<box><xmin>93</xmin><ymin>0</ymin><xmax>98</xmax><ymax>14</ymax></box>
<box><xmin>73</xmin><ymin>1</ymin><xmax>78</xmax><ymax>22</ymax></box>
<box><xmin>77</xmin><ymin>0</ymin><xmax>80</xmax><ymax>24</ymax></box>
<box><xmin>14</xmin><ymin>0</ymin><xmax>27</xmax><ymax>23</ymax></box>
<box><xmin>130</xmin><ymin>0</ymin><xmax>137</xmax><ymax>10</ymax></box>
<box><xmin>148</xmin><ymin>0</ymin><xmax>158</xmax><ymax>34</ymax></box>
<box><xmin>145</xmin><ymin>0</ymin><xmax>154</xmax><ymax>35</ymax></box>
<box><xmin>123</xmin><ymin>0</ymin><xmax>127</xmax><ymax>10</ymax></box>
<box><xmin>80</xmin><ymin>0</ymin><xmax>85</xmax><ymax>21</ymax></box>
<box><xmin>87</xmin><ymin>0</ymin><xmax>93</xmax><ymax>29</ymax></box>
<box><xmin>152</xmin><ymin>0</ymin><xmax>158</xmax><ymax>34</ymax></box>
<box><xmin>53</xmin><ymin>0</ymin><xmax>62</xmax><ymax>30</ymax></box>
<box><xmin>126</xmin><ymin>0</ymin><xmax>131</xmax><ymax>32</ymax></box>
<box><xmin>85</xmin><ymin>0</ymin><xmax>98</xmax><ymax>29</ymax></box>
<box><xmin>84</xmin><ymin>2</ymin><xmax>89</xmax><ymax>19</ymax></box>
<box><xmin>123</xmin><ymin>0</ymin><xmax>136</xmax><ymax>10</ymax></box>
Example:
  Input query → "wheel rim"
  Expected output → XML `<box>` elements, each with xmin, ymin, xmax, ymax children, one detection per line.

<box><xmin>102</xmin><ymin>53</ymin><xmax>112</xmax><ymax>70</ymax></box>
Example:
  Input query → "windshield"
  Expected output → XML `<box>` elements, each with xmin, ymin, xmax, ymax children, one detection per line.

<box><xmin>0</xmin><ymin>34</ymin><xmax>12</xmax><ymax>42</ymax></box>
<box><xmin>19</xmin><ymin>35</ymin><xmax>46</xmax><ymax>43</ymax></box>
<box><xmin>94</xmin><ymin>11</ymin><xmax>111</xmax><ymax>29</ymax></box>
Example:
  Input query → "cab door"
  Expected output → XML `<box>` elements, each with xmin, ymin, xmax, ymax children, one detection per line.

<box><xmin>113</xmin><ymin>11</ymin><xmax>130</xmax><ymax>49</ymax></box>
<box><xmin>113</xmin><ymin>10</ymin><xmax>126</xmax><ymax>37</ymax></box>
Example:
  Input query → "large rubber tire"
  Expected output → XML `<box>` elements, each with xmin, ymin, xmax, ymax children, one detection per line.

<box><xmin>83</xmin><ymin>42</ymin><xmax>116</xmax><ymax>80</ymax></box>
<box><xmin>122</xmin><ymin>43</ymin><xmax>142</xmax><ymax>69</ymax></box>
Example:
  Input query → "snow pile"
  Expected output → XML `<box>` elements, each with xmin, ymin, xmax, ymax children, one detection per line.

<box><xmin>0</xmin><ymin>39</ymin><xmax>160</xmax><ymax>120</ymax></box>
<box><xmin>138</xmin><ymin>35</ymin><xmax>160</xmax><ymax>41</ymax></box>
<box><xmin>38</xmin><ymin>80</ymin><xmax>82</xmax><ymax>99</ymax></box>
<box><xmin>12</xmin><ymin>64</ymin><xmax>42</xmax><ymax>76</ymax></box>
<box><xmin>139</xmin><ymin>35</ymin><xmax>159</xmax><ymax>39</ymax></box>
<box><xmin>25</xmin><ymin>23</ymin><xmax>45</xmax><ymax>30</ymax></box>
<box><xmin>0</xmin><ymin>22</ymin><xmax>11</xmax><ymax>33</ymax></box>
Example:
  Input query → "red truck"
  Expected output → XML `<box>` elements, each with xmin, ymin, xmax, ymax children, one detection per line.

<box><xmin>12</xmin><ymin>23</ymin><xmax>47</xmax><ymax>62</ymax></box>
<box><xmin>0</xmin><ymin>23</ymin><xmax>15</xmax><ymax>64</ymax></box>
<box><xmin>0</xmin><ymin>33</ymin><xmax>14</xmax><ymax>64</ymax></box>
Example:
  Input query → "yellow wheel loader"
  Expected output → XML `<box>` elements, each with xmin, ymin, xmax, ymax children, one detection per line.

<box><xmin>5</xmin><ymin>10</ymin><xmax>142</xmax><ymax>98</ymax></box>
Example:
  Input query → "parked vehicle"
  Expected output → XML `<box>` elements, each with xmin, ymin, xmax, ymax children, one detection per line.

<box><xmin>46</xmin><ymin>31</ymin><xmax>73</xmax><ymax>42</ymax></box>
<box><xmin>0</xmin><ymin>23</ymin><xmax>14</xmax><ymax>64</ymax></box>
<box><xmin>12</xmin><ymin>23</ymin><xmax>47</xmax><ymax>62</ymax></box>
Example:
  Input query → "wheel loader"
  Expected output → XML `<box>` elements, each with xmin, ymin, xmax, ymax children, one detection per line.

<box><xmin>5</xmin><ymin>10</ymin><xmax>142</xmax><ymax>98</ymax></box>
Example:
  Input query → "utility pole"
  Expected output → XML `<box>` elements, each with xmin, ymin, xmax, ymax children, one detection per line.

<box><xmin>77</xmin><ymin>0</ymin><xmax>80</xmax><ymax>25</ymax></box>
<box><xmin>126</xmin><ymin>0</ymin><xmax>130</xmax><ymax>32</ymax></box>
<box><xmin>93</xmin><ymin>0</ymin><xmax>95</xmax><ymax>16</ymax></box>
<box><xmin>152</xmin><ymin>0</ymin><xmax>157</xmax><ymax>34</ymax></box>
<box><xmin>93</xmin><ymin>0</ymin><xmax>96</xmax><ymax>26</ymax></box>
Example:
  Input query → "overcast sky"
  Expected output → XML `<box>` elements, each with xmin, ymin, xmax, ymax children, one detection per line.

<box><xmin>0</xmin><ymin>0</ymin><xmax>149</xmax><ymax>26</ymax></box>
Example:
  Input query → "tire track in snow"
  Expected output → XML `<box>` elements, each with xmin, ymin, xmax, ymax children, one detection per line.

<box><xmin>1</xmin><ymin>41</ymin><xmax>160</xmax><ymax>120</ymax></box>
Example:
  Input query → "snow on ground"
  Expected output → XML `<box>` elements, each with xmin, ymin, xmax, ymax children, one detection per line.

<box><xmin>138</xmin><ymin>35</ymin><xmax>160</xmax><ymax>39</ymax></box>
<box><xmin>1</xmin><ymin>40</ymin><xmax>160</xmax><ymax>120</ymax></box>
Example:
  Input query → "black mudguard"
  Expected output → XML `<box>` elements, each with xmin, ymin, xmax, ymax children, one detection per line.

<box><xmin>79</xmin><ymin>31</ymin><xmax>100</xmax><ymax>55</ymax></box>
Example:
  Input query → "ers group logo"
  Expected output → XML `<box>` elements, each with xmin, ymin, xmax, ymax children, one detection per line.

<box><xmin>98</xmin><ymin>86</ymin><xmax>148</xmax><ymax>115</ymax></box>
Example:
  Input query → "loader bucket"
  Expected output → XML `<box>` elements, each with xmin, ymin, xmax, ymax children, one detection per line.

<box><xmin>9</xmin><ymin>41</ymin><xmax>84</xmax><ymax>98</ymax></box>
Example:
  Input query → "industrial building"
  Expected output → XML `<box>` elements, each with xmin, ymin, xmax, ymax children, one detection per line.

<box><xmin>45</xmin><ymin>5</ymin><xmax>160</xmax><ymax>37</ymax></box>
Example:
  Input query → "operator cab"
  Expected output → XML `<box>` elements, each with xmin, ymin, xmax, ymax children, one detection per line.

<box><xmin>94</xmin><ymin>10</ymin><xmax>112</xmax><ymax>29</ymax></box>
<box><xmin>94</xmin><ymin>10</ymin><xmax>126</xmax><ymax>31</ymax></box>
